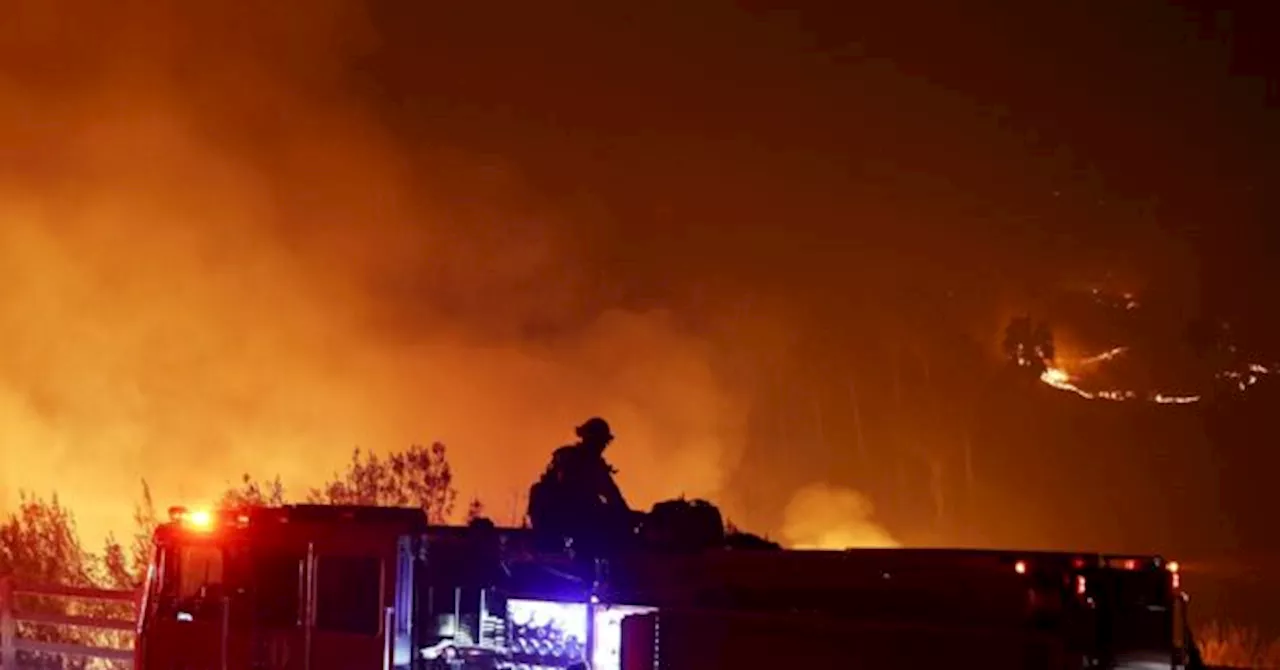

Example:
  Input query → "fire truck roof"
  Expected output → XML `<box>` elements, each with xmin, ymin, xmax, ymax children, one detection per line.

<box><xmin>273</xmin><ymin>504</ymin><xmax>430</xmax><ymax>526</ymax></box>
<box><xmin>157</xmin><ymin>503</ymin><xmax>431</xmax><ymax>538</ymax></box>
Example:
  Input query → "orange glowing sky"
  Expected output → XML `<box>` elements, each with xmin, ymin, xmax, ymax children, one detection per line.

<box><xmin>0</xmin><ymin>0</ymin><xmax>778</xmax><ymax>547</ymax></box>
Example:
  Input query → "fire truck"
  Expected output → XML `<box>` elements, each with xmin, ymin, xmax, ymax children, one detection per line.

<box><xmin>606</xmin><ymin>548</ymin><xmax>1193</xmax><ymax>669</ymax></box>
<box><xmin>134</xmin><ymin>504</ymin><xmax>1196</xmax><ymax>669</ymax></box>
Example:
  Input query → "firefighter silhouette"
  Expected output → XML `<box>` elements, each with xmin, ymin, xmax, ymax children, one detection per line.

<box><xmin>528</xmin><ymin>417</ymin><xmax>635</xmax><ymax>555</ymax></box>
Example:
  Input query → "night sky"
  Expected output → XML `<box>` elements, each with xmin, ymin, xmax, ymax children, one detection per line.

<box><xmin>366</xmin><ymin>1</ymin><xmax>1277</xmax><ymax>307</ymax></box>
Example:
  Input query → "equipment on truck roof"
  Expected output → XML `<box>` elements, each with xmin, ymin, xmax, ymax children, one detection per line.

<box><xmin>525</xmin><ymin>417</ymin><xmax>770</xmax><ymax>560</ymax></box>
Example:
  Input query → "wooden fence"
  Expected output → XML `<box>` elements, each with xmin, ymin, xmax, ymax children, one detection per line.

<box><xmin>0</xmin><ymin>576</ymin><xmax>137</xmax><ymax>668</ymax></box>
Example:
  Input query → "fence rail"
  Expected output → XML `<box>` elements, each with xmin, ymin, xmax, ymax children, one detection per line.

<box><xmin>0</xmin><ymin>576</ymin><xmax>137</xmax><ymax>668</ymax></box>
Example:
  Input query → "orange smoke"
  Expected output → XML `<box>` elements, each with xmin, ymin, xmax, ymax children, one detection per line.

<box><xmin>0</xmin><ymin>0</ymin><xmax>757</xmax><ymax>544</ymax></box>
<box><xmin>779</xmin><ymin>483</ymin><xmax>899</xmax><ymax>550</ymax></box>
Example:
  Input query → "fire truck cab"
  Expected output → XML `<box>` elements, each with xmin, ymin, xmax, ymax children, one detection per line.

<box><xmin>137</xmin><ymin>504</ymin><xmax>607</xmax><ymax>670</ymax></box>
<box><xmin>137</xmin><ymin>505</ymin><xmax>431</xmax><ymax>670</ymax></box>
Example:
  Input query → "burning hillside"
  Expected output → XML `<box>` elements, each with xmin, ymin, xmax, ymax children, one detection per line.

<box><xmin>1015</xmin><ymin>288</ymin><xmax>1274</xmax><ymax>404</ymax></box>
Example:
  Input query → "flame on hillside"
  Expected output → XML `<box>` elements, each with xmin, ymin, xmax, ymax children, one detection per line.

<box><xmin>1079</xmin><ymin>346</ymin><xmax>1129</xmax><ymax>366</ymax></box>
<box><xmin>1040</xmin><ymin>361</ymin><xmax>1200</xmax><ymax>404</ymax></box>
<box><xmin>1033</xmin><ymin>289</ymin><xmax>1275</xmax><ymax>404</ymax></box>
<box><xmin>1219</xmin><ymin>363</ymin><xmax>1272</xmax><ymax>392</ymax></box>
<box><xmin>1039</xmin><ymin>348</ymin><xmax>1272</xmax><ymax>405</ymax></box>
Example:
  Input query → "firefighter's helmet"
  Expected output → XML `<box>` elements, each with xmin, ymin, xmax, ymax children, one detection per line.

<box><xmin>575</xmin><ymin>417</ymin><xmax>614</xmax><ymax>444</ymax></box>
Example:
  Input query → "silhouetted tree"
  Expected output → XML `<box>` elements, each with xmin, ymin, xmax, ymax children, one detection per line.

<box><xmin>95</xmin><ymin>532</ymin><xmax>146</xmax><ymax>666</ymax></box>
<box><xmin>466</xmin><ymin>498</ymin><xmax>485</xmax><ymax>522</ymax></box>
<box><xmin>220</xmin><ymin>474</ymin><xmax>287</xmax><ymax>508</ymax></box>
<box><xmin>130</xmin><ymin>480</ymin><xmax>158</xmax><ymax>579</ymax></box>
<box><xmin>99</xmin><ymin>537</ymin><xmax>134</xmax><ymax>590</ymax></box>
<box><xmin>307</xmin><ymin>443</ymin><xmax>457</xmax><ymax>524</ymax></box>
<box><xmin>211</xmin><ymin>445</ymin><xmax>459</xmax><ymax>523</ymax></box>
<box><xmin>0</xmin><ymin>492</ymin><xmax>120</xmax><ymax>670</ymax></box>
<box><xmin>0</xmin><ymin>492</ymin><xmax>95</xmax><ymax>587</ymax></box>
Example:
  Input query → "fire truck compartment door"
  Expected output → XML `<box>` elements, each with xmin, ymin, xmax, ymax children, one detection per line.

<box><xmin>622</xmin><ymin>609</ymin><xmax>1072</xmax><ymax>669</ymax></box>
<box><xmin>305</xmin><ymin>539</ymin><xmax>391</xmax><ymax>670</ymax></box>
<box><xmin>248</xmin><ymin>547</ymin><xmax>308</xmax><ymax>670</ymax></box>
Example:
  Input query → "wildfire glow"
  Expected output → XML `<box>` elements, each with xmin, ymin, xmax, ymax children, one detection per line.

<box><xmin>1037</xmin><ymin>293</ymin><xmax>1274</xmax><ymax>404</ymax></box>
<box><xmin>1039</xmin><ymin>361</ymin><xmax>1199</xmax><ymax>405</ymax></box>
<box><xmin>1040</xmin><ymin>354</ymin><xmax>1273</xmax><ymax>405</ymax></box>
<box><xmin>1079</xmin><ymin>346</ymin><xmax>1128</xmax><ymax>366</ymax></box>
<box><xmin>780</xmin><ymin>483</ymin><xmax>899</xmax><ymax>550</ymax></box>
<box><xmin>0</xmin><ymin>0</ymin><xmax>761</xmax><ymax>545</ymax></box>
<box><xmin>1040</xmin><ymin>367</ymin><xmax>1071</xmax><ymax>387</ymax></box>
<box><xmin>1219</xmin><ymin>363</ymin><xmax>1273</xmax><ymax>392</ymax></box>
<box><xmin>1038</xmin><ymin>346</ymin><xmax>1136</xmax><ymax>401</ymax></box>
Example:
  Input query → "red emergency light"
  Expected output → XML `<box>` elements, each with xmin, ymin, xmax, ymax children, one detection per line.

<box><xmin>1102</xmin><ymin>556</ymin><xmax>1148</xmax><ymax>571</ymax></box>
<box><xmin>166</xmin><ymin>505</ymin><xmax>238</xmax><ymax>532</ymax></box>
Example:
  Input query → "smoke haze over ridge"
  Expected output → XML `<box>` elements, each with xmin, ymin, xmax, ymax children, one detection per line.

<box><xmin>0</xmin><ymin>0</ymin><xmax>768</xmax><ymax>544</ymax></box>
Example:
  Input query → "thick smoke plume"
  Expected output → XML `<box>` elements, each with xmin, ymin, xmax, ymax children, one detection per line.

<box><xmin>0</xmin><ymin>0</ymin><xmax>752</xmax><ymax>542</ymax></box>
<box><xmin>780</xmin><ymin>483</ymin><xmax>898</xmax><ymax>550</ymax></box>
